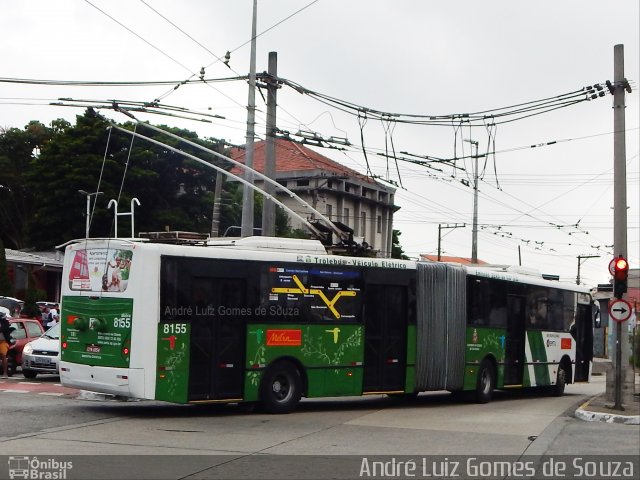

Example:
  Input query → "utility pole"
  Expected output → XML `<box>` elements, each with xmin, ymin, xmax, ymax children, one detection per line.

<box><xmin>464</xmin><ymin>139</ymin><xmax>479</xmax><ymax>263</ymax></box>
<box><xmin>262</xmin><ymin>51</ymin><xmax>278</xmax><ymax>237</ymax></box>
<box><xmin>608</xmin><ymin>44</ymin><xmax>633</xmax><ymax>410</ymax></box>
<box><xmin>437</xmin><ymin>223</ymin><xmax>465</xmax><ymax>261</ymax></box>
<box><xmin>240</xmin><ymin>0</ymin><xmax>258</xmax><ymax>237</ymax></box>
<box><xmin>210</xmin><ymin>172</ymin><xmax>224</xmax><ymax>237</ymax></box>
<box><xmin>576</xmin><ymin>254</ymin><xmax>599</xmax><ymax>285</ymax></box>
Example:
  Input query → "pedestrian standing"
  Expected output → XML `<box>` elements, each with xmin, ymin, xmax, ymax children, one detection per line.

<box><xmin>41</xmin><ymin>307</ymin><xmax>50</xmax><ymax>330</ymax></box>
<box><xmin>47</xmin><ymin>304</ymin><xmax>59</xmax><ymax>328</ymax></box>
<box><xmin>0</xmin><ymin>312</ymin><xmax>15</xmax><ymax>378</ymax></box>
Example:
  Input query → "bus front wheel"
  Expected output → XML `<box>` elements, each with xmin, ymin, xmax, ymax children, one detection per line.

<box><xmin>260</xmin><ymin>361</ymin><xmax>302</xmax><ymax>414</ymax></box>
<box><xmin>475</xmin><ymin>359</ymin><xmax>495</xmax><ymax>404</ymax></box>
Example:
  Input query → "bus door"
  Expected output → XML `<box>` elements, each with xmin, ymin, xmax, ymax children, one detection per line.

<box><xmin>363</xmin><ymin>284</ymin><xmax>408</xmax><ymax>393</ymax></box>
<box><xmin>574</xmin><ymin>303</ymin><xmax>593</xmax><ymax>382</ymax></box>
<box><xmin>503</xmin><ymin>295</ymin><xmax>527</xmax><ymax>386</ymax></box>
<box><xmin>189</xmin><ymin>277</ymin><xmax>246</xmax><ymax>401</ymax></box>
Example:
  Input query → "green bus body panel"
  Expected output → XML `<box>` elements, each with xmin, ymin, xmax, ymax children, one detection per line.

<box><xmin>462</xmin><ymin>327</ymin><xmax>557</xmax><ymax>390</ymax></box>
<box><xmin>526</xmin><ymin>330</ymin><xmax>550</xmax><ymax>385</ymax></box>
<box><xmin>60</xmin><ymin>296</ymin><xmax>133</xmax><ymax>368</ymax></box>
<box><xmin>404</xmin><ymin>325</ymin><xmax>417</xmax><ymax>393</ymax></box>
<box><xmin>155</xmin><ymin>323</ymin><xmax>191</xmax><ymax>403</ymax></box>
<box><xmin>245</xmin><ymin>324</ymin><xmax>364</xmax><ymax>399</ymax></box>
<box><xmin>462</xmin><ymin>327</ymin><xmax>505</xmax><ymax>390</ymax></box>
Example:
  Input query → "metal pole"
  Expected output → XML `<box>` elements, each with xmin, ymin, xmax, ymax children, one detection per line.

<box><xmin>576</xmin><ymin>255</ymin><xmax>599</xmax><ymax>285</ymax></box>
<box><xmin>108</xmin><ymin>199</ymin><xmax>119</xmax><ymax>238</ymax></box>
<box><xmin>437</xmin><ymin>223</ymin><xmax>465</xmax><ymax>261</ymax></box>
<box><xmin>241</xmin><ymin>0</ymin><xmax>258</xmax><ymax>237</ymax></box>
<box><xmin>79</xmin><ymin>190</ymin><xmax>102</xmax><ymax>238</ymax></box>
<box><xmin>130</xmin><ymin>198</ymin><xmax>140</xmax><ymax>238</ymax></box>
<box><xmin>615</xmin><ymin>321</ymin><xmax>624</xmax><ymax>410</ymax></box>
<box><xmin>262</xmin><ymin>51</ymin><xmax>278</xmax><ymax>237</ymax></box>
<box><xmin>211</xmin><ymin>172</ymin><xmax>224</xmax><ymax>237</ymax></box>
<box><xmin>85</xmin><ymin>195</ymin><xmax>90</xmax><ymax>238</ymax></box>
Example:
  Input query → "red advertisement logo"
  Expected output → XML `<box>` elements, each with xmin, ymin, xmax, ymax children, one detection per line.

<box><xmin>266</xmin><ymin>329</ymin><xmax>301</xmax><ymax>346</ymax></box>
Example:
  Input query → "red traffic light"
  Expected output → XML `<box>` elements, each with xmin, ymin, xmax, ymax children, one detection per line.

<box><xmin>613</xmin><ymin>256</ymin><xmax>629</xmax><ymax>280</ymax></box>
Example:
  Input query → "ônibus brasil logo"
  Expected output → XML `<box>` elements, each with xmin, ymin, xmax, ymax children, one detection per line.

<box><xmin>7</xmin><ymin>456</ymin><xmax>73</xmax><ymax>479</ymax></box>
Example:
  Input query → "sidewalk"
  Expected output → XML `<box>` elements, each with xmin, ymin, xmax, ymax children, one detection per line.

<box><xmin>575</xmin><ymin>371</ymin><xmax>640</xmax><ymax>425</ymax></box>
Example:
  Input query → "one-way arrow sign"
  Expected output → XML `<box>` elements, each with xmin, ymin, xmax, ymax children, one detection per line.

<box><xmin>609</xmin><ymin>298</ymin><xmax>632</xmax><ymax>323</ymax></box>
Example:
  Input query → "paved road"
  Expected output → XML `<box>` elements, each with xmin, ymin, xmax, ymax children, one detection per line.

<box><xmin>1</xmin><ymin>374</ymin><xmax>637</xmax><ymax>479</ymax></box>
<box><xmin>0</xmin><ymin>375</ymin><xmax>78</xmax><ymax>397</ymax></box>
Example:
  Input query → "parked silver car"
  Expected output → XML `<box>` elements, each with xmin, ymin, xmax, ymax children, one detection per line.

<box><xmin>21</xmin><ymin>322</ymin><xmax>60</xmax><ymax>378</ymax></box>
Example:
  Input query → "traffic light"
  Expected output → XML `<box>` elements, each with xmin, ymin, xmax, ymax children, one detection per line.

<box><xmin>612</xmin><ymin>255</ymin><xmax>629</xmax><ymax>299</ymax></box>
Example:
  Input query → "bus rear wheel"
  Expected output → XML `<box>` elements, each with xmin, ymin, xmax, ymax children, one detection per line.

<box><xmin>475</xmin><ymin>359</ymin><xmax>495</xmax><ymax>404</ymax></box>
<box><xmin>260</xmin><ymin>361</ymin><xmax>302</xmax><ymax>414</ymax></box>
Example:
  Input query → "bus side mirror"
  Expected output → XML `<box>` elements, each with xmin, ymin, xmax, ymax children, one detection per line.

<box><xmin>594</xmin><ymin>311</ymin><xmax>601</xmax><ymax>328</ymax></box>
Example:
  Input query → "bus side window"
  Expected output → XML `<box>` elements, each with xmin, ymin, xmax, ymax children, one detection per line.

<box><xmin>487</xmin><ymin>294</ymin><xmax>507</xmax><ymax>328</ymax></box>
<box><xmin>467</xmin><ymin>278</ymin><xmax>486</xmax><ymax>326</ymax></box>
<box><xmin>527</xmin><ymin>292</ymin><xmax>548</xmax><ymax>329</ymax></box>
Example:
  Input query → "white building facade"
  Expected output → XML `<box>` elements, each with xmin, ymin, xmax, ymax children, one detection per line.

<box><xmin>230</xmin><ymin>139</ymin><xmax>398</xmax><ymax>257</ymax></box>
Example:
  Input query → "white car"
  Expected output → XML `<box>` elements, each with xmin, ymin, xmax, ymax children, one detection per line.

<box><xmin>21</xmin><ymin>322</ymin><xmax>60</xmax><ymax>378</ymax></box>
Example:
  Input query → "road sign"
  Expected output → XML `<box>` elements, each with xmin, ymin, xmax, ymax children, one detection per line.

<box><xmin>608</xmin><ymin>258</ymin><xmax>617</xmax><ymax>276</ymax></box>
<box><xmin>608</xmin><ymin>298</ymin><xmax>632</xmax><ymax>323</ymax></box>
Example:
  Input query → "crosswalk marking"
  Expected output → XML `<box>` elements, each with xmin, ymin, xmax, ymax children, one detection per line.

<box><xmin>0</xmin><ymin>379</ymin><xmax>78</xmax><ymax>398</ymax></box>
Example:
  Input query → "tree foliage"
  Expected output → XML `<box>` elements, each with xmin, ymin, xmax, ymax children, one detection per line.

<box><xmin>0</xmin><ymin>121</ymin><xmax>57</xmax><ymax>248</ymax></box>
<box><xmin>1</xmin><ymin>110</ymin><xmax>301</xmax><ymax>250</ymax></box>
<box><xmin>391</xmin><ymin>229</ymin><xmax>409</xmax><ymax>259</ymax></box>
<box><xmin>0</xmin><ymin>239</ymin><xmax>13</xmax><ymax>297</ymax></box>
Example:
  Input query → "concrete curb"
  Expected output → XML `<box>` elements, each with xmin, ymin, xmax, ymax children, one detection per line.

<box><xmin>575</xmin><ymin>396</ymin><xmax>640</xmax><ymax>425</ymax></box>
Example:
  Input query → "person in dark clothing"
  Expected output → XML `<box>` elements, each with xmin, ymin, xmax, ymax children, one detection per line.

<box><xmin>0</xmin><ymin>312</ymin><xmax>16</xmax><ymax>378</ymax></box>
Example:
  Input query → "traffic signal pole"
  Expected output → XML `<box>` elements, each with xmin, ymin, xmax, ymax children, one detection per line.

<box><xmin>609</xmin><ymin>44</ymin><xmax>633</xmax><ymax>410</ymax></box>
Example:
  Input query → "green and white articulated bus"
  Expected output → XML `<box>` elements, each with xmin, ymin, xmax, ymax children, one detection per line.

<box><xmin>59</xmin><ymin>235</ymin><xmax>593</xmax><ymax>413</ymax></box>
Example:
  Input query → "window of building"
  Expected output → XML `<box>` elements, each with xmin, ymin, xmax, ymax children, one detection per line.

<box><xmin>343</xmin><ymin>208</ymin><xmax>350</xmax><ymax>225</ymax></box>
<box><xmin>296</xmin><ymin>179</ymin><xmax>309</xmax><ymax>187</ymax></box>
<box><xmin>326</xmin><ymin>204</ymin><xmax>333</xmax><ymax>219</ymax></box>
<box><xmin>377</xmin><ymin>215</ymin><xmax>382</xmax><ymax>233</ymax></box>
<box><xmin>361</xmin><ymin>211</ymin><xmax>367</xmax><ymax>235</ymax></box>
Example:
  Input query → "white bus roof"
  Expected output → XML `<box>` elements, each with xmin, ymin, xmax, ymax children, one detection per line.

<box><xmin>60</xmin><ymin>237</ymin><xmax>590</xmax><ymax>292</ymax></box>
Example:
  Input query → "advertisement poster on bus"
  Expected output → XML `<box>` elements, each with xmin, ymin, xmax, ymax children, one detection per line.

<box><xmin>68</xmin><ymin>248</ymin><xmax>133</xmax><ymax>292</ymax></box>
<box><xmin>266</xmin><ymin>266</ymin><xmax>361</xmax><ymax>321</ymax></box>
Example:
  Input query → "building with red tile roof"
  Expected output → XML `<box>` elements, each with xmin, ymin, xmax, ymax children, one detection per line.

<box><xmin>419</xmin><ymin>254</ymin><xmax>489</xmax><ymax>265</ymax></box>
<box><xmin>229</xmin><ymin>138</ymin><xmax>398</xmax><ymax>256</ymax></box>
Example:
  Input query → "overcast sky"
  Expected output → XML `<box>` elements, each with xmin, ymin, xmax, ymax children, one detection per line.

<box><xmin>1</xmin><ymin>0</ymin><xmax>638</xmax><ymax>286</ymax></box>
